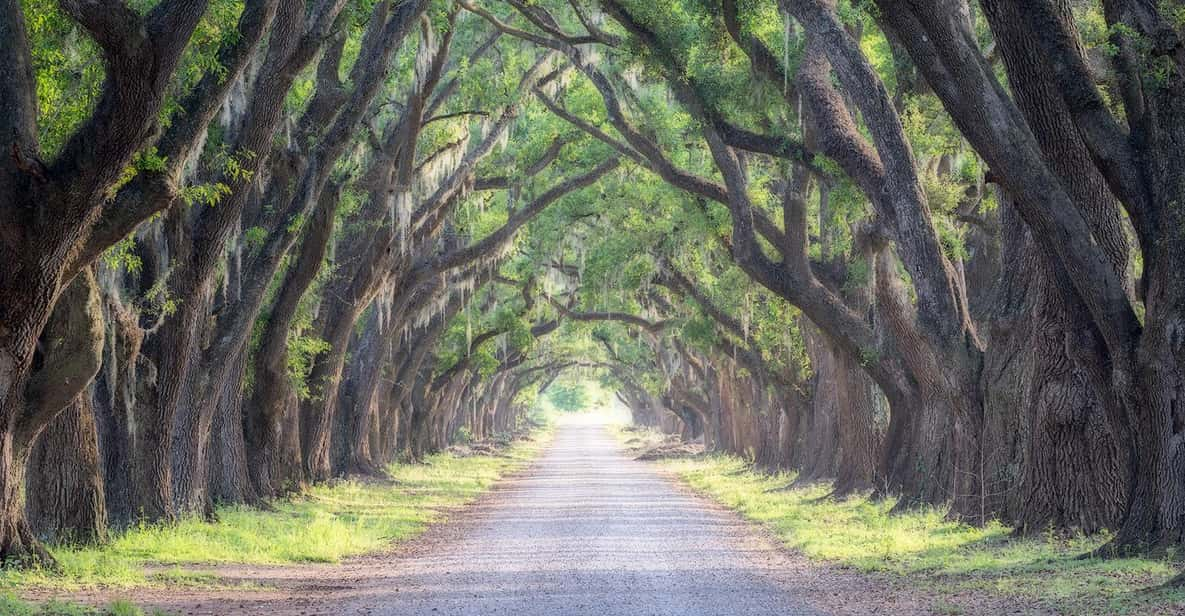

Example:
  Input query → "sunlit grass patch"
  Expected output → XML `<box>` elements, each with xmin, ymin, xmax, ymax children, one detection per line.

<box><xmin>663</xmin><ymin>454</ymin><xmax>1185</xmax><ymax>614</ymax></box>
<box><xmin>611</xmin><ymin>424</ymin><xmax>667</xmax><ymax>450</ymax></box>
<box><xmin>0</xmin><ymin>593</ymin><xmax>164</xmax><ymax>615</ymax></box>
<box><xmin>4</xmin><ymin>426</ymin><xmax>550</xmax><ymax>590</ymax></box>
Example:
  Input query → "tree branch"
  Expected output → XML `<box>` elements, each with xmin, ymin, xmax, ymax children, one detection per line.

<box><xmin>426</xmin><ymin>157</ymin><xmax>618</xmax><ymax>274</ymax></box>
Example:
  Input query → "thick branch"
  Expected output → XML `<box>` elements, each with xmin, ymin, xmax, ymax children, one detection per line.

<box><xmin>426</xmin><ymin>157</ymin><xmax>618</xmax><ymax>274</ymax></box>
<box><xmin>75</xmin><ymin>0</ymin><xmax>281</xmax><ymax>275</ymax></box>
<box><xmin>876</xmin><ymin>0</ymin><xmax>1142</xmax><ymax>362</ymax></box>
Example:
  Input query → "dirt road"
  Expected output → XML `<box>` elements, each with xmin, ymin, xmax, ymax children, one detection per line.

<box><xmin>322</xmin><ymin>421</ymin><xmax>819</xmax><ymax>615</ymax></box>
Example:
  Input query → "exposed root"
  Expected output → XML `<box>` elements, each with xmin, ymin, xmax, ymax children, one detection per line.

<box><xmin>333</xmin><ymin>462</ymin><xmax>396</xmax><ymax>486</ymax></box>
<box><xmin>1080</xmin><ymin>537</ymin><xmax>1183</xmax><ymax>562</ymax></box>
<box><xmin>633</xmin><ymin>441</ymin><xmax>703</xmax><ymax>461</ymax></box>
<box><xmin>788</xmin><ymin>474</ymin><xmax>832</xmax><ymax>490</ymax></box>
<box><xmin>252</xmin><ymin>499</ymin><xmax>281</xmax><ymax>513</ymax></box>
<box><xmin>446</xmin><ymin>439</ymin><xmax>507</xmax><ymax>458</ymax></box>
<box><xmin>1</xmin><ymin>521</ymin><xmax>59</xmax><ymax>572</ymax></box>
<box><xmin>828</xmin><ymin>479</ymin><xmax>875</xmax><ymax>500</ymax></box>
<box><xmin>1160</xmin><ymin>571</ymin><xmax>1185</xmax><ymax>589</ymax></box>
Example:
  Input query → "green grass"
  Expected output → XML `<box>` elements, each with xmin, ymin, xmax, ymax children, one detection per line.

<box><xmin>612</xmin><ymin>424</ymin><xmax>667</xmax><ymax>450</ymax></box>
<box><xmin>3</xmin><ymin>426</ymin><xmax>551</xmax><ymax>592</ymax></box>
<box><xmin>663</xmin><ymin>454</ymin><xmax>1185</xmax><ymax>615</ymax></box>
<box><xmin>0</xmin><ymin>593</ymin><xmax>167</xmax><ymax>615</ymax></box>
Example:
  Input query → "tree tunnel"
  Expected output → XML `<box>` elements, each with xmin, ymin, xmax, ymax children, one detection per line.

<box><xmin>3</xmin><ymin>0</ymin><xmax>1179</xmax><ymax>568</ymax></box>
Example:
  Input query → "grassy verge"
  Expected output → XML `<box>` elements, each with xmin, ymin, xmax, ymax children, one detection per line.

<box><xmin>0</xmin><ymin>594</ymin><xmax>166</xmax><ymax>616</ymax></box>
<box><xmin>662</xmin><ymin>454</ymin><xmax>1185</xmax><ymax>615</ymax></box>
<box><xmin>3</xmin><ymin>422</ymin><xmax>552</xmax><ymax>592</ymax></box>
<box><xmin>613</xmin><ymin>424</ymin><xmax>667</xmax><ymax>450</ymax></box>
<box><xmin>612</xmin><ymin>424</ymin><xmax>702</xmax><ymax>459</ymax></box>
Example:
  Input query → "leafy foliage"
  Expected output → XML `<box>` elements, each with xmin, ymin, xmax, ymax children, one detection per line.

<box><xmin>547</xmin><ymin>380</ymin><xmax>588</xmax><ymax>412</ymax></box>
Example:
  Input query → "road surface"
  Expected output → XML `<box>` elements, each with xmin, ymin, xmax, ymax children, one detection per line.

<box><xmin>329</xmin><ymin>419</ymin><xmax>818</xmax><ymax>615</ymax></box>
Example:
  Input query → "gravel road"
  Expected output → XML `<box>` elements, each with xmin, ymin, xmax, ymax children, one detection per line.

<box><xmin>335</xmin><ymin>420</ymin><xmax>818</xmax><ymax>615</ymax></box>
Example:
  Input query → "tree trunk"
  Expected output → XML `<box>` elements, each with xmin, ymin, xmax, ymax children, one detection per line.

<box><xmin>208</xmin><ymin>348</ymin><xmax>255</xmax><ymax>506</ymax></box>
<box><xmin>981</xmin><ymin>203</ymin><xmax>1127</xmax><ymax>533</ymax></box>
<box><xmin>830</xmin><ymin>342</ymin><xmax>882</xmax><ymax>496</ymax></box>
<box><xmin>91</xmin><ymin>270</ymin><xmax>143</xmax><ymax>528</ymax></box>
<box><xmin>0</xmin><ymin>269</ymin><xmax>104</xmax><ymax>563</ymax></box>
<box><xmin>0</xmin><ymin>443</ymin><xmax>47</xmax><ymax>564</ymax></box>
<box><xmin>797</xmin><ymin>325</ymin><xmax>840</xmax><ymax>483</ymax></box>
<box><xmin>300</xmin><ymin>301</ymin><xmax>370</xmax><ymax>480</ymax></box>
<box><xmin>27</xmin><ymin>394</ymin><xmax>108</xmax><ymax>544</ymax></box>
<box><xmin>1109</xmin><ymin>204</ymin><xmax>1185</xmax><ymax>552</ymax></box>
<box><xmin>131</xmin><ymin>267</ymin><xmax>215</xmax><ymax>523</ymax></box>
<box><xmin>339</xmin><ymin>316</ymin><xmax>387</xmax><ymax>476</ymax></box>
<box><xmin>1115</xmin><ymin>342</ymin><xmax>1185</xmax><ymax>553</ymax></box>
<box><xmin>171</xmin><ymin>332</ymin><xmax>217</xmax><ymax>517</ymax></box>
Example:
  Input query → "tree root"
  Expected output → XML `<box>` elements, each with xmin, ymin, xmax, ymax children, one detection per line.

<box><xmin>1</xmin><ymin>520</ymin><xmax>59</xmax><ymax>571</ymax></box>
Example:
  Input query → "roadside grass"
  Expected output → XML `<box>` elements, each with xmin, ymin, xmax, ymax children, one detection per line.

<box><xmin>3</xmin><ymin>422</ymin><xmax>551</xmax><ymax>592</ymax></box>
<box><xmin>613</xmin><ymin>424</ymin><xmax>668</xmax><ymax>451</ymax></box>
<box><xmin>662</xmin><ymin>454</ymin><xmax>1185</xmax><ymax>615</ymax></box>
<box><xmin>0</xmin><ymin>593</ymin><xmax>167</xmax><ymax>615</ymax></box>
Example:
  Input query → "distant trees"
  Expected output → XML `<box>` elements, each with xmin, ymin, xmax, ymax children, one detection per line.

<box><xmin>547</xmin><ymin>380</ymin><xmax>587</xmax><ymax>412</ymax></box>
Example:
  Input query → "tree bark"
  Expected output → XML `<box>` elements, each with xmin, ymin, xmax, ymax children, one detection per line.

<box><xmin>27</xmin><ymin>394</ymin><xmax>107</xmax><ymax>545</ymax></box>
<box><xmin>207</xmin><ymin>348</ymin><xmax>255</xmax><ymax>507</ymax></box>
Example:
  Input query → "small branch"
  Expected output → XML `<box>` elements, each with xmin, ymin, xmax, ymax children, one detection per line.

<box><xmin>424</xmin><ymin>109</ymin><xmax>489</xmax><ymax>126</ymax></box>
<box><xmin>547</xmin><ymin>296</ymin><xmax>668</xmax><ymax>333</ymax></box>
